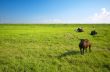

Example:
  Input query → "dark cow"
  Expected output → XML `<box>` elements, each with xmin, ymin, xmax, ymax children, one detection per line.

<box><xmin>79</xmin><ymin>39</ymin><xmax>91</xmax><ymax>55</ymax></box>
<box><xmin>77</xmin><ymin>27</ymin><xmax>84</xmax><ymax>32</ymax></box>
<box><xmin>90</xmin><ymin>30</ymin><xmax>97</xmax><ymax>35</ymax></box>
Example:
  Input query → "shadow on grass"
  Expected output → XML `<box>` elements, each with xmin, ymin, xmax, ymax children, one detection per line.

<box><xmin>58</xmin><ymin>50</ymin><xmax>79</xmax><ymax>58</ymax></box>
<box><xmin>103</xmin><ymin>64</ymin><xmax>110</xmax><ymax>71</ymax></box>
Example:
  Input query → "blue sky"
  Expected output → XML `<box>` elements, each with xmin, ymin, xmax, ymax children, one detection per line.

<box><xmin>0</xmin><ymin>0</ymin><xmax>110</xmax><ymax>24</ymax></box>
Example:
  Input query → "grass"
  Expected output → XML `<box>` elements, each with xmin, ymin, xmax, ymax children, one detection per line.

<box><xmin>0</xmin><ymin>24</ymin><xmax>110</xmax><ymax>72</ymax></box>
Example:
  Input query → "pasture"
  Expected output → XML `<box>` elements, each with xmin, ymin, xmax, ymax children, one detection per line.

<box><xmin>0</xmin><ymin>24</ymin><xmax>110</xmax><ymax>72</ymax></box>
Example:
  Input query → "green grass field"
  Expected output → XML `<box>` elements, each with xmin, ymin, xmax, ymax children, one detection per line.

<box><xmin>0</xmin><ymin>24</ymin><xmax>110</xmax><ymax>72</ymax></box>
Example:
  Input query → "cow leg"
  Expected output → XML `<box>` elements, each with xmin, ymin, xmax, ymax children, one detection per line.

<box><xmin>83</xmin><ymin>48</ymin><xmax>84</xmax><ymax>55</ymax></box>
<box><xmin>80</xmin><ymin>48</ymin><xmax>83</xmax><ymax>55</ymax></box>
<box><xmin>89</xmin><ymin>45</ymin><xmax>91</xmax><ymax>52</ymax></box>
<box><xmin>85</xmin><ymin>48</ymin><xmax>87</xmax><ymax>53</ymax></box>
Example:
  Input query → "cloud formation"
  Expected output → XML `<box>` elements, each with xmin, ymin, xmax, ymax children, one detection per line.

<box><xmin>40</xmin><ymin>18</ymin><xmax>65</xmax><ymax>24</ymax></box>
<box><xmin>89</xmin><ymin>8</ymin><xmax>110</xmax><ymax>23</ymax></box>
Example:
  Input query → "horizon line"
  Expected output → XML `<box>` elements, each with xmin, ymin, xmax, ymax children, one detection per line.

<box><xmin>0</xmin><ymin>23</ymin><xmax>110</xmax><ymax>24</ymax></box>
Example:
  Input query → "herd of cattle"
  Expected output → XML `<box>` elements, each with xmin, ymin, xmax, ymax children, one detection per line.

<box><xmin>76</xmin><ymin>27</ymin><xmax>97</xmax><ymax>55</ymax></box>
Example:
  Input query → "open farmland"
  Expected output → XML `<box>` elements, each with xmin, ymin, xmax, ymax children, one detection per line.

<box><xmin>0</xmin><ymin>24</ymin><xmax>110</xmax><ymax>72</ymax></box>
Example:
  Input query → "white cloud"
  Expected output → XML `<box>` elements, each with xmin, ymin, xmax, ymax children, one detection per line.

<box><xmin>47</xmin><ymin>19</ymin><xmax>65</xmax><ymax>23</ymax></box>
<box><xmin>37</xmin><ymin>18</ymin><xmax>65</xmax><ymax>24</ymax></box>
<box><xmin>31</xmin><ymin>19</ymin><xmax>65</xmax><ymax>24</ymax></box>
<box><xmin>89</xmin><ymin>8</ymin><xmax>110</xmax><ymax>23</ymax></box>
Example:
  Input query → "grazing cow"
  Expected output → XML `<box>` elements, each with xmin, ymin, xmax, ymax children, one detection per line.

<box><xmin>90</xmin><ymin>30</ymin><xmax>97</xmax><ymax>35</ymax></box>
<box><xmin>79</xmin><ymin>39</ymin><xmax>91</xmax><ymax>55</ymax></box>
<box><xmin>77</xmin><ymin>27</ymin><xmax>84</xmax><ymax>32</ymax></box>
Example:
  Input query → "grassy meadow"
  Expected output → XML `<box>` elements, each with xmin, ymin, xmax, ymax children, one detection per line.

<box><xmin>0</xmin><ymin>24</ymin><xmax>110</xmax><ymax>72</ymax></box>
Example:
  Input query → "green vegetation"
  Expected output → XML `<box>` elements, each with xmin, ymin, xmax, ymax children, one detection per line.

<box><xmin>0</xmin><ymin>24</ymin><xmax>110</xmax><ymax>72</ymax></box>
